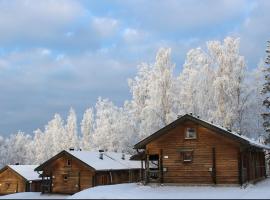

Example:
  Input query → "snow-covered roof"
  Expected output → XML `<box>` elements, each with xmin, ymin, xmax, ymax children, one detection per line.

<box><xmin>8</xmin><ymin>165</ymin><xmax>41</xmax><ymax>181</ymax></box>
<box><xmin>67</xmin><ymin>151</ymin><xmax>141</xmax><ymax>171</ymax></box>
<box><xmin>134</xmin><ymin>114</ymin><xmax>270</xmax><ymax>150</ymax></box>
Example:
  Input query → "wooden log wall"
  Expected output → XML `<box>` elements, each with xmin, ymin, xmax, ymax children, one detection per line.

<box><xmin>0</xmin><ymin>167</ymin><xmax>26</xmax><ymax>195</ymax></box>
<box><xmin>146</xmin><ymin>121</ymin><xmax>240</xmax><ymax>184</ymax></box>
<box><xmin>42</xmin><ymin>155</ymin><xmax>94</xmax><ymax>194</ymax></box>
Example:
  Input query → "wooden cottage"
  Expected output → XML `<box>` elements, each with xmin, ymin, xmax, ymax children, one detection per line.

<box><xmin>35</xmin><ymin>150</ymin><xmax>141</xmax><ymax>194</ymax></box>
<box><xmin>0</xmin><ymin>165</ymin><xmax>41</xmax><ymax>195</ymax></box>
<box><xmin>133</xmin><ymin>114</ymin><xmax>270</xmax><ymax>185</ymax></box>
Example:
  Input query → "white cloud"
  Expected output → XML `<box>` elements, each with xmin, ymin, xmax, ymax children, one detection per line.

<box><xmin>91</xmin><ymin>17</ymin><xmax>119</xmax><ymax>38</ymax></box>
<box><xmin>123</xmin><ymin>28</ymin><xmax>148</xmax><ymax>43</ymax></box>
<box><xmin>116</xmin><ymin>0</ymin><xmax>248</xmax><ymax>32</ymax></box>
<box><xmin>0</xmin><ymin>0</ymin><xmax>85</xmax><ymax>44</ymax></box>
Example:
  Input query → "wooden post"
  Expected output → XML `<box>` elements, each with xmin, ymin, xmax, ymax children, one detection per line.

<box><xmin>246</xmin><ymin>151</ymin><xmax>250</xmax><ymax>182</ymax></box>
<box><xmin>263</xmin><ymin>152</ymin><xmax>267</xmax><ymax>178</ymax></box>
<box><xmin>145</xmin><ymin>154</ymin><xmax>149</xmax><ymax>184</ymax></box>
<box><xmin>78</xmin><ymin>171</ymin><xmax>81</xmax><ymax>191</ymax></box>
<box><xmin>238</xmin><ymin>150</ymin><xmax>243</xmax><ymax>185</ymax></box>
<box><xmin>159</xmin><ymin>149</ymin><xmax>163</xmax><ymax>183</ymax></box>
<box><xmin>92</xmin><ymin>174</ymin><xmax>96</xmax><ymax>187</ymax></box>
<box><xmin>140</xmin><ymin>159</ymin><xmax>143</xmax><ymax>182</ymax></box>
<box><xmin>212</xmin><ymin>147</ymin><xmax>216</xmax><ymax>184</ymax></box>
<box><xmin>50</xmin><ymin>172</ymin><xmax>52</xmax><ymax>193</ymax></box>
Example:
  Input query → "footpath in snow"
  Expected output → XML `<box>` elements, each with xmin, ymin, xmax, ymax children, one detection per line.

<box><xmin>69</xmin><ymin>178</ymin><xmax>270</xmax><ymax>199</ymax></box>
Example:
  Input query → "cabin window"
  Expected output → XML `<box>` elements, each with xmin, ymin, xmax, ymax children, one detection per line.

<box><xmin>67</xmin><ymin>159</ymin><xmax>71</xmax><ymax>166</ymax></box>
<box><xmin>180</xmin><ymin>151</ymin><xmax>193</xmax><ymax>162</ymax></box>
<box><xmin>185</xmin><ymin>128</ymin><xmax>197</xmax><ymax>139</ymax></box>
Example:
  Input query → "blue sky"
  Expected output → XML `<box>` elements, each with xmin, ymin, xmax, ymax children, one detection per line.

<box><xmin>0</xmin><ymin>0</ymin><xmax>269</xmax><ymax>136</ymax></box>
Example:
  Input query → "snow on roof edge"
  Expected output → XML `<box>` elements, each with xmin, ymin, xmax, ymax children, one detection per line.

<box><xmin>8</xmin><ymin>165</ymin><xmax>41</xmax><ymax>181</ymax></box>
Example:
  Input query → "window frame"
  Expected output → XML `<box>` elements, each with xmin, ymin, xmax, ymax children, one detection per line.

<box><xmin>185</xmin><ymin>127</ymin><xmax>197</xmax><ymax>140</ymax></box>
<box><xmin>182</xmin><ymin>151</ymin><xmax>193</xmax><ymax>162</ymax></box>
<box><xmin>67</xmin><ymin>159</ymin><xmax>72</xmax><ymax>166</ymax></box>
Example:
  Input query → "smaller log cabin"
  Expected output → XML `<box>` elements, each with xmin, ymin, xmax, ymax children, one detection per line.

<box><xmin>0</xmin><ymin>165</ymin><xmax>41</xmax><ymax>195</ymax></box>
<box><xmin>133</xmin><ymin>114</ymin><xmax>270</xmax><ymax>185</ymax></box>
<box><xmin>35</xmin><ymin>150</ymin><xmax>141</xmax><ymax>194</ymax></box>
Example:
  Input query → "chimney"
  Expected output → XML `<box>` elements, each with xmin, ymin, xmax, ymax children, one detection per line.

<box><xmin>69</xmin><ymin>147</ymin><xmax>75</xmax><ymax>151</ymax></box>
<box><xmin>99</xmin><ymin>150</ymin><xmax>104</xmax><ymax>160</ymax></box>
<box><xmin>15</xmin><ymin>163</ymin><xmax>19</xmax><ymax>165</ymax></box>
<box><xmin>121</xmin><ymin>153</ymin><xmax>125</xmax><ymax>160</ymax></box>
<box><xmin>177</xmin><ymin>115</ymin><xmax>182</xmax><ymax>119</ymax></box>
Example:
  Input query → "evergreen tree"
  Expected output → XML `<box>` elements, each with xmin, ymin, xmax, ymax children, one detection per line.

<box><xmin>261</xmin><ymin>41</ymin><xmax>270</xmax><ymax>143</ymax></box>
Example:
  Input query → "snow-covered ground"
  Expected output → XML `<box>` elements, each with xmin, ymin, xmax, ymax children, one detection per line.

<box><xmin>2</xmin><ymin>178</ymin><xmax>270</xmax><ymax>199</ymax></box>
<box><xmin>0</xmin><ymin>192</ymin><xmax>69</xmax><ymax>199</ymax></box>
<box><xmin>69</xmin><ymin>178</ymin><xmax>270</xmax><ymax>199</ymax></box>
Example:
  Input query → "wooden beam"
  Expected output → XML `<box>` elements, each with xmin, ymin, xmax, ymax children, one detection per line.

<box><xmin>212</xmin><ymin>147</ymin><xmax>217</xmax><ymax>184</ymax></box>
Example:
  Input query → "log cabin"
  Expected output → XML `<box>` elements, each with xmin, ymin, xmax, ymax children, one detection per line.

<box><xmin>0</xmin><ymin>165</ymin><xmax>41</xmax><ymax>195</ymax></box>
<box><xmin>132</xmin><ymin>114</ymin><xmax>270</xmax><ymax>185</ymax></box>
<box><xmin>35</xmin><ymin>150</ymin><xmax>141</xmax><ymax>194</ymax></box>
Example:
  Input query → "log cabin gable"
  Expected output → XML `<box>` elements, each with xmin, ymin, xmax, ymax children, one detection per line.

<box><xmin>40</xmin><ymin>152</ymin><xmax>96</xmax><ymax>176</ymax></box>
<box><xmin>146</xmin><ymin>120</ymin><xmax>241</xmax><ymax>151</ymax></box>
<box><xmin>0</xmin><ymin>167</ymin><xmax>26</xmax><ymax>183</ymax></box>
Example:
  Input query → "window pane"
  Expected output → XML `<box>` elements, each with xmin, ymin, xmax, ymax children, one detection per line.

<box><xmin>186</xmin><ymin>128</ymin><xmax>196</xmax><ymax>139</ymax></box>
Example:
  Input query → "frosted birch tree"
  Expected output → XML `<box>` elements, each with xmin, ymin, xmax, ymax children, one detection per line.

<box><xmin>5</xmin><ymin>131</ymin><xmax>32</xmax><ymax>165</ymax></box>
<box><xmin>176</xmin><ymin>47</ymin><xmax>215</xmax><ymax>119</ymax></box>
<box><xmin>209</xmin><ymin>37</ymin><xmax>246</xmax><ymax>129</ymax></box>
<box><xmin>128</xmin><ymin>48</ymin><xmax>176</xmax><ymax>139</ymax></box>
<box><xmin>92</xmin><ymin>98</ymin><xmax>120</xmax><ymax>151</ymax></box>
<box><xmin>65</xmin><ymin>108</ymin><xmax>79</xmax><ymax>150</ymax></box>
<box><xmin>261</xmin><ymin>40</ymin><xmax>270</xmax><ymax>143</ymax></box>
<box><xmin>80</xmin><ymin>108</ymin><xmax>95</xmax><ymax>150</ymax></box>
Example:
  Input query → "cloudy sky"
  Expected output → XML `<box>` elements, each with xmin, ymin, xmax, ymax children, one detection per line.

<box><xmin>0</xmin><ymin>0</ymin><xmax>269</xmax><ymax>136</ymax></box>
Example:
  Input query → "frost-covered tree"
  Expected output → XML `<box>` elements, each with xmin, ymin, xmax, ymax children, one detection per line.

<box><xmin>129</xmin><ymin>48</ymin><xmax>176</xmax><ymax>139</ymax></box>
<box><xmin>92</xmin><ymin>98</ymin><xmax>120</xmax><ymax>151</ymax></box>
<box><xmin>31</xmin><ymin>129</ymin><xmax>46</xmax><ymax>164</ymax></box>
<box><xmin>241</xmin><ymin>61</ymin><xmax>265</xmax><ymax>138</ymax></box>
<box><xmin>80</xmin><ymin>108</ymin><xmax>95</xmax><ymax>150</ymax></box>
<box><xmin>208</xmin><ymin>37</ymin><xmax>246</xmax><ymax>129</ymax></box>
<box><xmin>261</xmin><ymin>41</ymin><xmax>270</xmax><ymax>143</ymax></box>
<box><xmin>65</xmin><ymin>108</ymin><xmax>79</xmax><ymax>150</ymax></box>
<box><xmin>177</xmin><ymin>47</ymin><xmax>215</xmax><ymax>119</ymax></box>
<box><xmin>44</xmin><ymin>114</ymin><xmax>66</xmax><ymax>156</ymax></box>
<box><xmin>0</xmin><ymin>136</ymin><xmax>8</xmax><ymax>167</ymax></box>
<box><xmin>5</xmin><ymin>131</ymin><xmax>32</xmax><ymax>165</ymax></box>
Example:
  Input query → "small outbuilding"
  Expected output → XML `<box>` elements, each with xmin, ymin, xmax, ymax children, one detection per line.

<box><xmin>133</xmin><ymin>114</ymin><xmax>270</xmax><ymax>185</ymax></box>
<box><xmin>0</xmin><ymin>165</ymin><xmax>41</xmax><ymax>195</ymax></box>
<box><xmin>35</xmin><ymin>150</ymin><xmax>141</xmax><ymax>194</ymax></box>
